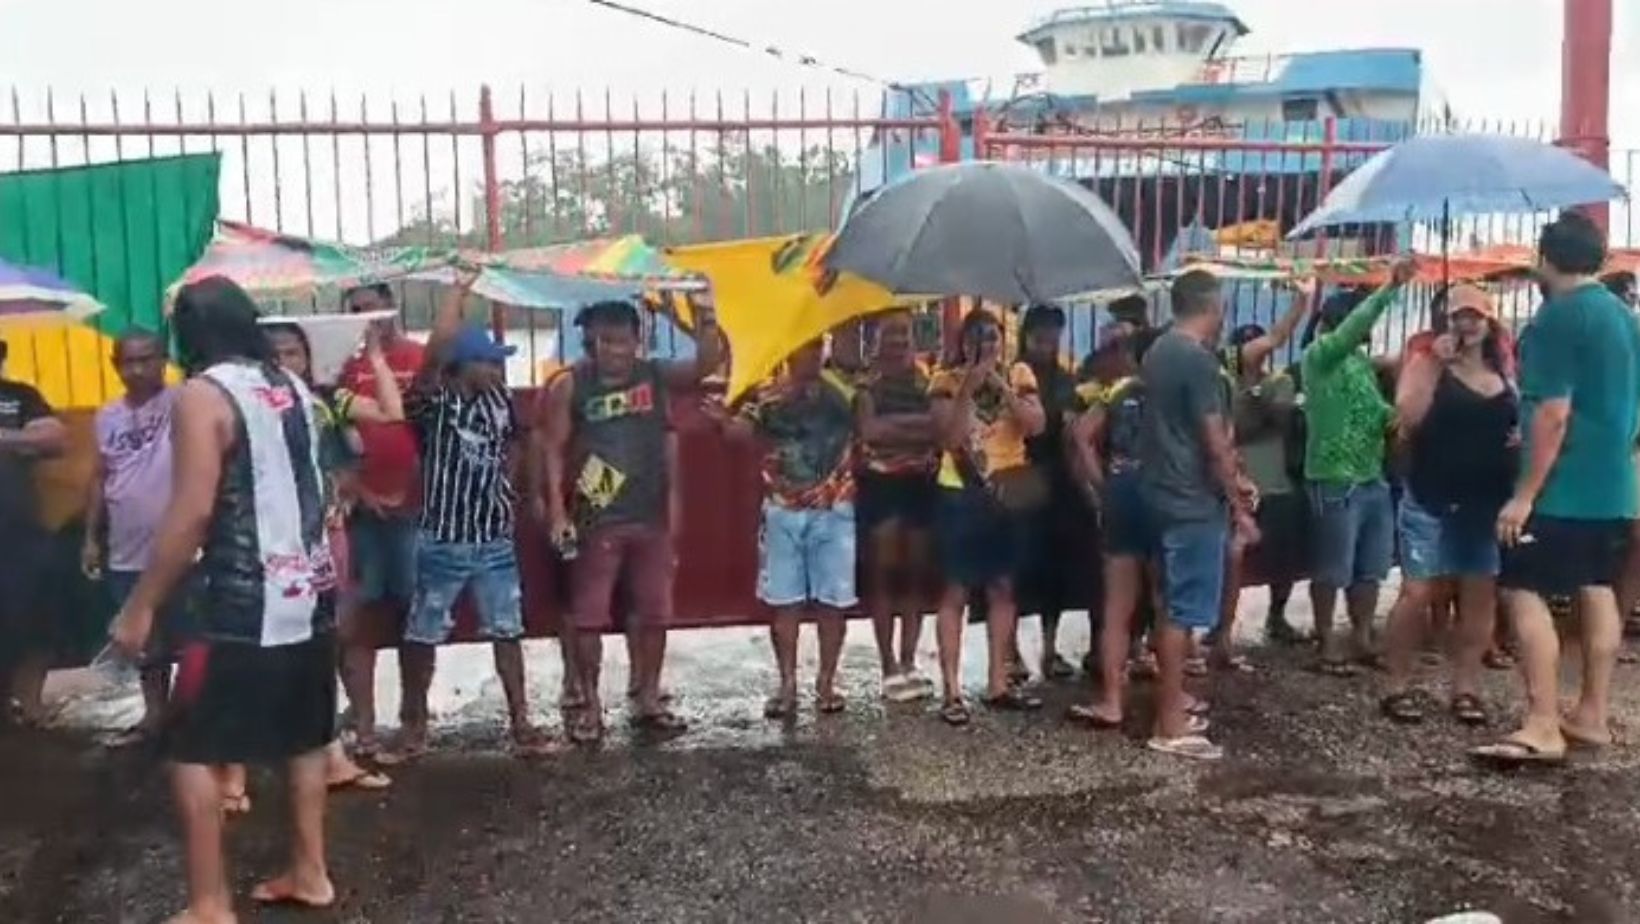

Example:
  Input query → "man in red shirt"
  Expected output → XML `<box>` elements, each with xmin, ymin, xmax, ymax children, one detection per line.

<box><xmin>336</xmin><ymin>284</ymin><xmax>423</xmax><ymax>757</ymax></box>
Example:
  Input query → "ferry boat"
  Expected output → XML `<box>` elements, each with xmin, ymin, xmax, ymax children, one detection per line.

<box><xmin>855</xmin><ymin>1</ymin><xmax>1452</xmax><ymax>352</ymax></box>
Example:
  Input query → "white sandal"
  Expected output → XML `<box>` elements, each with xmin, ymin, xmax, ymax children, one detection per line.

<box><xmin>1147</xmin><ymin>735</ymin><xmax>1224</xmax><ymax>761</ymax></box>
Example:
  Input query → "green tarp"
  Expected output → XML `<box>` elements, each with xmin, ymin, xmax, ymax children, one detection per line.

<box><xmin>0</xmin><ymin>153</ymin><xmax>221</xmax><ymax>335</ymax></box>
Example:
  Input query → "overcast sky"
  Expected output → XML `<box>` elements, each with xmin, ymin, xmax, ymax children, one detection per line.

<box><xmin>3</xmin><ymin>0</ymin><xmax>1637</xmax><ymax>240</ymax></box>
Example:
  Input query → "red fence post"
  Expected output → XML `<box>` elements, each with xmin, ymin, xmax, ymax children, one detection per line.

<box><xmin>1315</xmin><ymin>115</ymin><xmax>1337</xmax><ymax>258</ymax></box>
<box><xmin>479</xmin><ymin>84</ymin><xmax>507</xmax><ymax>339</ymax></box>
<box><xmin>1560</xmin><ymin>0</ymin><xmax>1613</xmax><ymax>233</ymax></box>
<box><xmin>937</xmin><ymin>89</ymin><xmax>963</xmax><ymax>360</ymax></box>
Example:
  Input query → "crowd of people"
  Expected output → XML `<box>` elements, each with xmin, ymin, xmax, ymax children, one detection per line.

<box><xmin>0</xmin><ymin>212</ymin><xmax>1637</xmax><ymax>921</ymax></box>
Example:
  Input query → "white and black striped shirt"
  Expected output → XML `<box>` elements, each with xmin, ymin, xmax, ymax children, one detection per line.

<box><xmin>408</xmin><ymin>384</ymin><xmax>518</xmax><ymax>544</ymax></box>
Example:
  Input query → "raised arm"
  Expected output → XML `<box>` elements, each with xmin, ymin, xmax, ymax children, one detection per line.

<box><xmin>1001</xmin><ymin>364</ymin><xmax>1046</xmax><ymax>437</ymax></box>
<box><xmin>1306</xmin><ymin>261</ymin><xmax>1415</xmax><ymax>372</ymax></box>
<box><xmin>1239</xmin><ymin>278</ymin><xmax>1316</xmax><ymax>374</ymax></box>
<box><xmin>660</xmin><ymin>288</ymin><xmax>722</xmax><ymax>390</ymax></box>
<box><xmin>416</xmin><ymin>271</ymin><xmax>476</xmax><ymax>385</ymax></box>
<box><xmin>109</xmin><ymin>381</ymin><xmax>227</xmax><ymax>656</ymax></box>
<box><xmin>343</xmin><ymin>326</ymin><xmax>406</xmax><ymax>424</ymax></box>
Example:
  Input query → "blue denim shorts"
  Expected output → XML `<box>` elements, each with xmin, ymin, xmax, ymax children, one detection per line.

<box><xmin>1102</xmin><ymin>468</ymin><xmax>1154</xmax><ymax>558</ymax></box>
<box><xmin>1157</xmin><ymin>514</ymin><xmax>1228</xmax><ymax>632</ymax></box>
<box><xmin>1307</xmin><ymin>479</ymin><xmax>1395</xmax><ymax>588</ymax></box>
<box><xmin>758</xmin><ymin>502</ymin><xmax>859</xmax><ymax>610</ymax></box>
<box><xmin>347</xmin><ymin>510</ymin><xmax>419</xmax><ymax>604</ymax></box>
<box><xmin>1397</xmin><ymin>492</ymin><xmax>1500</xmax><ymax>580</ymax></box>
<box><xmin>404</xmin><ymin>536</ymin><xmax>524</xmax><ymax>644</ymax></box>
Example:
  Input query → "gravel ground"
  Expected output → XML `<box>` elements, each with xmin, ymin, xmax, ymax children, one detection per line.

<box><xmin>5</xmin><ymin>586</ymin><xmax>1640</xmax><ymax>923</ymax></box>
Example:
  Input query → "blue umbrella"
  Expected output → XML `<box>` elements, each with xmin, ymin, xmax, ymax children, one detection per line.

<box><xmin>1288</xmin><ymin>134</ymin><xmax>1627</xmax><ymax>238</ymax></box>
<box><xmin>0</xmin><ymin>257</ymin><xmax>106</xmax><ymax>320</ymax></box>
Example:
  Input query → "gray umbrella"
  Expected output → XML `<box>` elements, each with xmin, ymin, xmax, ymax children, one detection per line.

<box><xmin>825</xmin><ymin>161</ymin><xmax>1142</xmax><ymax>303</ymax></box>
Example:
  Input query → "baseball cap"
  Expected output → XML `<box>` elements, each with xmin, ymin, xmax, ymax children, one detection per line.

<box><xmin>1445</xmin><ymin>284</ymin><xmax>1498</xmax><ymax>321</ymax></box>
<box><xmin>445</xmin><ymin>326</ymin><xmax>517</xmax><ymax>366</ymax></box>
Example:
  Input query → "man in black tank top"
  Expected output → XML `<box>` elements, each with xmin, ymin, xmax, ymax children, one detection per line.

<box><xmin>534</xmin><ymin>293</ymin><xmax>722</xmax><ymax>743</ymax></box>
<box><xmin>109</xmin><ymin>277</ymin><xmax>341</xmax><ymax>921</ymax></box>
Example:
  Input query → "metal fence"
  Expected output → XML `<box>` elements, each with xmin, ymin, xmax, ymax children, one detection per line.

<box><xmin>2</xmin><ymin>85</ymin><xmax>1636</xmax><ymax>379</ymax></box>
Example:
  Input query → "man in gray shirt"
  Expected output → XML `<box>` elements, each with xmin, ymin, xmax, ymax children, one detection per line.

<box><xmin>1138</xmin><ymin>270</ymin><xmax>1254</xmax><ymax>761</ymax></box>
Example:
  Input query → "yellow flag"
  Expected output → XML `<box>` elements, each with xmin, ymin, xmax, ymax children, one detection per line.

<box><xmin>665</xmin><ymin>234</ymin><xmax>909</xmax><ymax>404</ymax></box>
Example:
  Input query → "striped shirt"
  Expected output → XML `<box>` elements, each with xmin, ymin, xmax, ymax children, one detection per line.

<box><xmin>408</xmin><ymin>383</ymin><xmax>518</xmax><ymax>544</ymax></box>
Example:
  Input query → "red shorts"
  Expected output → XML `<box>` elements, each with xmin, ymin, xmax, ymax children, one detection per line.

<box><xmin>570</xmin><ymin>523</ymin><xmax>675</xmax><ymax>632</ymax></box>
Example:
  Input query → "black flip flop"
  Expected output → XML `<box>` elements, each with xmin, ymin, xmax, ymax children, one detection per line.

<box><xmin>939</xmin><ymin>699</ymin><xmax>972</xmax><ymax>727</ymax></box>
<box><xmin>1450</xmin><ymin>693</ymin><xmax>1489</xmax><ymax>727</ymax></box>
<box><xmin>1469</xmin><ymin>738</ymin><xmax>1566</xmax><ymax>767</ymax></box>
<box><xmin>1379</xmin><ymin>690</ymin><xmax>1427</xmax><ymax>725</ymax></box>
<box><xmin>1311</xmin><ymin>658</ymin><xmax>1360</xmax><ymax>679</ymax></box>
<box><xmin>984</xmin><ymin>688</ymin><xmax>1044</xmax><ymax>712</ymax></box>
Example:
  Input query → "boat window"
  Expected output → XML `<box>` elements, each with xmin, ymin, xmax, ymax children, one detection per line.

<box><xmin>1036</xmin><ymin>38</ymin><xmax>1057</xmax><ymax>65</ymax></box>
<box><xmin>1134</xmin><ymin>29</ymin><xmax>1148</xmax><ymax>53</ymax></box>
<box><xmin>1101</xmin><ymin>27</ymin><xmax>1131</xmax><ymax>57</ymax></box>
<box><xmin>1178</xmin><ymin>23</ymin><xmax>1214</xmax><ymax>53</ymax></box>
<box><xmin>1064</xmin><ymin>43</ymin><xmax>1078</xmax><ymax>57</ymax></box>
<box><xmin>1281</xmin><ymin>97</ymin><xmax>1320</xmax><ymax>121</ymax></box>
<box><xmin>1153</xmin><ymin>25</ymin><xmax>1167</xmax><ymax>51</ymax></box>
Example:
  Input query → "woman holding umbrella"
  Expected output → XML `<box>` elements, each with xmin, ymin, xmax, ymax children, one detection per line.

<box><xmin>927</xmin><ymin>308</ymin><xmax>1046</xmax><ymax>725</ymax></box>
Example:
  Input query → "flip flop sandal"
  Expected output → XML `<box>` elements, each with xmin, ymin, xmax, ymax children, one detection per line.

<box><xmin>1212</xmin><ymin>654</ymin><xmax>1256</xmax><ymax>674</ymax></box>
<box><xmin>1066</xmin><ymin>703</ymin><xmax>1122</xmax><ymax>729</ymax></box>
<box><xmin>373</xmin><ymin>733</ymin><xmax>430</xmax><ymax>767</ymax></box>
<box><xmin>1449</xmin><ymin>694</ymin><xmax>1489</xmax><ymax>727</ymax></box>
<box><xmin>764</xmin><ymin>695</ymin><xmax>797</xmax><ymax>720</ymax></box>
<box><xmin>816</xmin><ymin>693</ymin><xmax>847</xmax><ymax>715</ymax></box>
<box><xmin>1186</xmin><ymin>714</ymin><xmax>1211</xmax><ymax>735</ymax></box>
<box><xmin>329</xmin><ymin>769</ymin><xmax>393</xmax><ymax>792</ymax></box>
<box><xmin>568</xmin><ymin>713</ymin><xmax>605</xmax><ymax>745</ymax></box>
<box><xmin>250</xmin><ymin>879</ymin><xmax>335</xmax><ymax>909</ymax></box>
<box><xmin>1184</xmin><ymin>695</ymin><xmax>1211</xmax><ymax>717</ymax></box>
<box><xmin>1311</xmin><ymin>659</ymin><xmax>1360</xmax><ymax>679</ymax></box>
<box><xmin>983</xmin><ymin>688</ymin><xmax>1044</xmax><ymax>712</ymax></box>
<box><xmin>1146</xmin><ymin>735</ymin><xmax>1224</xmax><ymax>761</ymax></box>
<box><xmin>1043</xmin><ymin>656</ymin><xmax>1077</xmax><ymax>681</ymax></box>
<box><xmin>221</xmin><ymin>793</ymin><xmax>253</xmax><ymax>816</ymax></box>
<box><xmin>1469</xmin><ymin>738</ymin><xmax>1566</xmax><ymax>766</ymax></box>
<box><xmin>1184</xmin><ymin>657</ymin><xmax>1209</xmax><ymax>678</ymax></box>
<box><xmin>1379</xmin><ymin>690</ymin><xmax>1428</xmax><ymax>725</ymax></box>
<box><xmin>939</xmin><ymin>700</ymin><xmax>972</xmax><ymax>727</ymax></box>
<box><xmin>630</xmin><ymin>710</ymin><xmax>689</xmax><ymax>736</ymax></box>
<box><xmin>1482</xmin><ymin>650</ymin><xmax>1517</xmax><ymax>671</ymax></box>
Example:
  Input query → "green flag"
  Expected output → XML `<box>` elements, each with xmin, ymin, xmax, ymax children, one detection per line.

<box><xmin>0</xmin><ymin>153</ymin><xmax>221</xmax><ymax>336</ymax></box>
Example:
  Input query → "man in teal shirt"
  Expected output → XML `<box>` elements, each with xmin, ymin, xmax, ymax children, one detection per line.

<box><xmin>1479</xmin><ymin>213</ymin><xmax>1640</xmax><ymax>765</ymax></box>
<box><xmin>1300</xmin><ymin>260</ymin><xmax>1415</xmax><ymax>673</ymax></box>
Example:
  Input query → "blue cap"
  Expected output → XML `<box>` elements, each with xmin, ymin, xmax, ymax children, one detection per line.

<box><xmin>444</xmin><ymin>326</ymin><xmax>517</xmax><ymax>366</ymax></box>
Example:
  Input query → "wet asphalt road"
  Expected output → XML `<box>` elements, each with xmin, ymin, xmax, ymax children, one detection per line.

<box><xmin>6</xmin><ymin>586</ymin><xmax>1640</xmax><ymax>923</ymax></box>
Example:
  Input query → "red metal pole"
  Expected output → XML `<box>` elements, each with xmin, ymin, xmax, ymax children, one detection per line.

<box><xmin>1315</xmin><ymin>115</ymin><xmax>1337</xmax><ymax>259</ymax></box>
<box><xmin>1560</xmin><ymin>0</ymin><xmax>1613</xmax><ymax>232</ymax></box>
<box><xmin>479</xmin><ymin>84</ymin><xmax>507</xmax><ymax>340</ymax></box>
<box><xmin>937</xmin><ymin>90</ymin><xmax>963</xmax><ymax>361</ymax></box>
